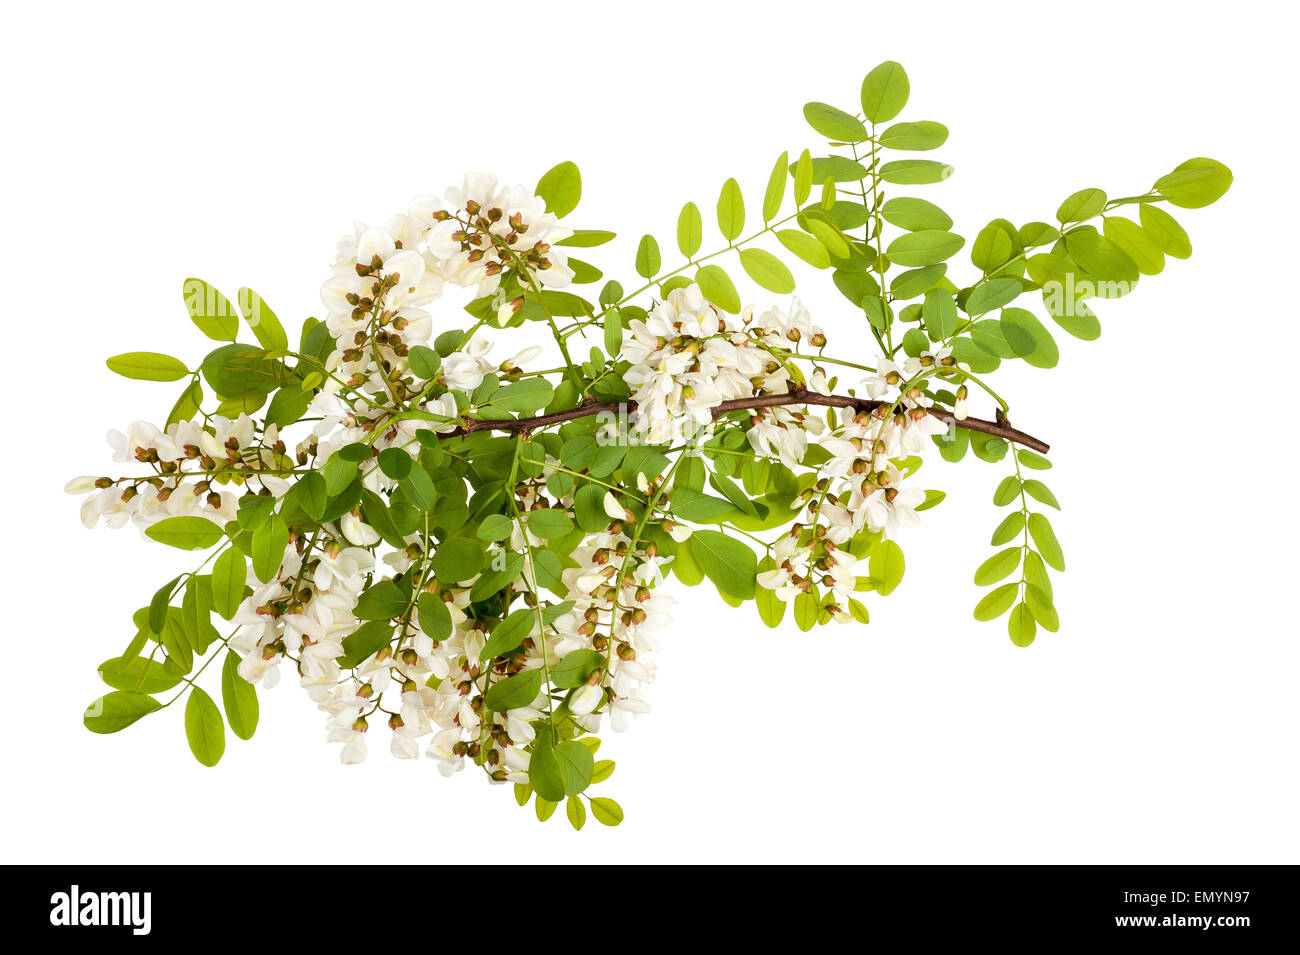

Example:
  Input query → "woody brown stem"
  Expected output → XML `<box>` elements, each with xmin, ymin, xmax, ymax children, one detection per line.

<box><xmin>440</xmin><ymin>387</ymin><xmax>1050</xmax><ymax>454</ymax></box>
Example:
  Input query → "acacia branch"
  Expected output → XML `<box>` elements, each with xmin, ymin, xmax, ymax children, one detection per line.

<box><xmin>441</xmin><ymin>387</ymin><xmax>1050</xmax><ymax>454</ymax></box>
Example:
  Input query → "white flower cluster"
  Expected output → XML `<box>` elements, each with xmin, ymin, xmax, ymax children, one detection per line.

<box><xmin>66</xmin><ymin>415</ymin><xmax>285</xmax><ymax>530</ymax></box>
<box><xmin>622</xmin><ymin>283</ymin><xmax>827</xmax><ymax>460</ymax></box>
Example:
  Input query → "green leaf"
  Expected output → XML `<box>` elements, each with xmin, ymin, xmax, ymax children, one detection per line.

<box><xmin>635</xmin><ymin>234</ymin><xmax>661</xmax><ymax>279</ymax></box>
<box><xmin>184</xmin><ymin>687</ymin><xmax>225</xmax><ymax>767</ymax></box>
<box><xmin>416</xmin><ymin>593</ymin><xmax>453</xmax><ymax>640</ymax></box>
<box><xmin>183</xmin><ymin>278</ymin><xmax>240</xmax><ymax>342</ymax></box>
<box><xmin>557</xmin><ymin>230</ymin><xmax>615</xmax><ymax>248</ymax></box>
<box><xmin>860</xmin><ymin>61</ymin><xmax>909</xmax><ymax>123</ymax></box>
<box><xmin>881</xmin><ymin>197</ymin><xmax>953</xmax><ymax>231</ymax></box>
<box><xmin>763</xmin><ymin>151</ymin><xmax>788</xmax><ymax>221</ymax></box>
<box><xmin>221</xmin><ymin>649</ymin><xmax>258</xmax><ymax>740</ymax></box>
<box><xmin>1103</xmin><ymin>216</ymin><xmax>1164</xmax><ymax>276</ymax></box>
<box><xmin>793</xmin><ymin>591</ymin><xmax>819</xmax><ymax>631</ymax></box>
<box><xmin>971</xmin><ymin>222</ymin><xmax>1014</xmax><ymax>273</ymax></box>
<box><xmin>1008</xmin><ymin>602</ymin><xmax>1037</xmax><ymax>647</ymax></box>
<box><xmin>566</xmin><ymin>795</ymin><xmax>587</xmax><ymax>830</ymax></box>
<box><xmin>991</xmin><ymin>512</ymin><xmax>1026</xmax><ymax>545</ymax></box>
<box><xmin>756</xmin><ymin>581</ymin><xmax>786</xmax><ymax>628</ymax></box>
<box><xmin>801</xmin><ymin>216</ymin><xmax>851</xmax><ymax>258</ymax></box>
<box><xmin>739</xmin><ymin>248</ymin><xmax>795</xmax><ymax>293</ymax></box>
<box><xmin>887</xmin><ymin>230</ymin><xmax>964</xmax><ymax>267</ymax></box>
<box><xmin>211</xmin><ymin>549</ymin><xmax>245</xmax><ymax>620</ymax></box>
<box><xmin>922</xmin><ymin>289</ymin><xmax>957</xmax><ymax>340</ymax></box>
<box><xmin>695</xmin><ymin>265</ymin><xmax>741</xmax><ymax>313</ymax></box>
<box><xmin>1000</xmin><ymin>308</ymin><xmax>1059</xmax><ymax>369</ymax></box>
<box><xmin>690</xmin><ymin>530</ymin><xmax>756</xmax><ymax>600</ymax></box>
<box><xmin>377</xmin><ymin>447</ymin><xmax>412</xmax><ymax>480</ymax></box>
<box><xmin>878</xmin><ymin>120</ymin><xmax>948</xmax><ymax>150</ymax></box>
<box><xmin>1138</xmin><ymin>204</ymin><xmax>1192</xmax><ymax>258</ymax></box>
<box><xmin>803</xmin><ymin>102</ymin><xmax>868</xmax><ymax>142</ymax></box>
<box><xmin>1027</xmin><ymin>513</ymin><xmax>1065</xmax><ymax>571</ymax></box>
<box><xmin>1064</xmin><ymin>231</ymin><xmax>1139</xmax><ymax>282</ymax></box>
<box><xmin>775</xmin><ymin>229</ymin><xmax>829</xmax><ymax>269</ymax></box>
<box><xmin>250</xmin><ymin>514</ymin><xmax>289</xmax><ymax>583</ymax></box>
<box><xmin>236</xmin><ymin>288</ymin><xmax>288</xmax><ymax>351</ymax></box>
<box><xmin>974</xmin><ymin>547</ymin><xmax>1021</xmax><ymax>586</ymax></box>
<box><xmin>408</xmin><ymin>345</ymin><xmax>441</xmax><ymax>379</ymax></box>
<box><xmin>973</xmin><ymin>583</ymin><xmax>1019</xmax><ymax>621</ymax></box>
<box><xmin>1154</xmin><ymin>158</ymin><xmax>1232</xmax><ymax>208</ymax></box>
<box><xmin>965</xmin><ymin>277</ymin><xmax>1023</xmax><ymax>315</ymax></box>
<box><xmin>431</xmin><ymin>538</ymin><xmax>486</xmax><ymax>582</ymax></box>
<box><xmin>480</xmin><ymin>608</ymin><xmax>537</xmax><ymax>661</ymax></box>
<box><xmin>869</xmin><ymin>540</ymin><xmax>905</xmax><ymax>596</ymax></box>
<box><xmin>590</xmin><ymin>796</ymin><xmax>624</xmax><ymax>826</ymax></box>
<box><xmin>476</xmin><ymin>513</ymin><xmax>513</xmax><ymax>541</ymax></box>
<box><xmin>526</xmin><ymin>508</ymin><xmax>574</xmax><ymax>539</ymax></box>
<box><xmin>1026</xmin><ymin>586</ymin><xmax>1059</xmax><ymax>633</ymax></box>
<box><xmin>354</xmin><ymin>581</ymin><xmax>408</xmax><ymax>620</ymax></box>
<box><xmin>106</xmin><ymin>352</ymin><xmax>189</xmax><ymax>382</ymax></box>
<box><xmin>1017</xmin><ymin>450</ymin><xmax>1052</xmax><ymax>470</ymax></box>
<box><xmin>793</xmin><ymin>149</ymin><xmax>813</xmax><ymax>204</ymax></box>
<box><xmin>552</xmin><ymin>649</ymin><xmax>603</xmax><ymax>689</ymax></box>
<box><xmin>485</xmin><ymin>378</ymin><xmax>554</xmax><ymax>414</ymax></box>
<box><xmin>677</xmin><ymin>202</ymin><xmax>703</xmax><ymax>258</ymax></box>
<box><xmin>879</xmin><ymin>160</ymin><xmax>953</xmax><ymax>185</ymax></box>
<box><xmin>536</xmin><ymin>161</ymin><xmax>581</xmax><ymax>217</ymax></box>
<box><xmin>484</xmin><ymin>668</ymin><xmax>542</xmax><ymax>712</ymax></box>
<box><xmin>166</xmin><ymin>379</ymin><xmax>204</xmax><ymax>425</ymax></box>
<box><xmin>787</xmin><ymin>155</ymin><xmax>868</xmax><ymax>183</ymax></box>
<box><xmin>145</xmin><ymin>516</ymin><xmax>224</xmax><ymax>551</ymax></box>
<box><xmin>717</xmin><ymin>178</ymin><xmax>745</xmax><ymax>242</ymax></box>
<box><xmin>83</xmin><ymin>691</ymin><xmax>162</xmax><ymax>734</ymax></box>
<box><xmin>1056</xmin><ymin>188</ymin><xmax>1107</xmax><ymax>223</ymax></box>
<box><xmin>535</xmin><ymin>796</ymin><xmax>558</xmax><ymax>822</ymax></box>
<box><xmin>993</xmin><ymin>475</ymin><xmax>1022</xmax><ymax>506</ymax></box>
<box><xmin>98</xmin><ymin>656</ymin><xmax>180</xmax><ymax>694</ymax></box>
<box><xmin>1022</xmin><ymin>479</ymin><xmax>1060</xmax><ymax>510</ymax></box>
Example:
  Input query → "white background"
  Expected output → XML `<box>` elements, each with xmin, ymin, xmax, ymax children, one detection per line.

<box><xmin>2</xmin><ymin>0</ymin><xmax>1295</xmax><ymax>864</ymax></box>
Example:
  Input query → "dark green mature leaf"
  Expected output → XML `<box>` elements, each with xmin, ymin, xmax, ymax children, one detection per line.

<box><xmin>552</xmin><ymin>649</ymin><xmax>603</xmax><ymax>689</ymax></box>
<box><xmin>432</xmin><ymin>538</ymin><xmax>487</xmax><ymax>581</ymax></box>
<box><xmin>354</xmin><ymin>581</ymin><xmax>407</xmax><ymax>620</ymax></box>
<box><xmin>339</xmin><ymin>620</ymin><xmax>394</xmax><ymax>667</ymax></box>
<box><xmin>689</xmin><ymin>530</ymin><xmax>756</xmax><ymax>600</ymax></box>
<box><xmin>480</xmin><ymin>608</ymin><xmax>537</xmax><ymax>661</ymax></box>
<box><xmin>484</xmin><ymin>668</ymin><xmax>542</xmax><ymax>712</ymax></box>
